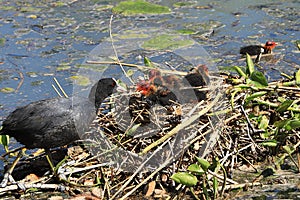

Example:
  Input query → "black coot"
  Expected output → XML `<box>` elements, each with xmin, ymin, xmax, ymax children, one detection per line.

<box><xmin>240</xmin><ymin>41</ymin><xmax>277</xmax><ymax>56</ymax></box>
<box><xmin>0</xmin><ymin>78</ymin><xmax>116</xmax><ymax>149</ymax></box>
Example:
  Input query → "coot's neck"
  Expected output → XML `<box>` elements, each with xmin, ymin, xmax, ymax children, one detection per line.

<box><xmin>88</xmin><ymin>82</ymin><xmax>98</xmax><ymax>108</ymax></box>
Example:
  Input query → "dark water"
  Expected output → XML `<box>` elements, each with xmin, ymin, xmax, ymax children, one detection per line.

<box><xmin>0</xmin><ymin>0</ymin><xmax>299</xmax><ymax>198</ymax></box>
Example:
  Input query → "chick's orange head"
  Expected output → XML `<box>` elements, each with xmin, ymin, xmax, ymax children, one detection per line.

<box><xmin>264</xmin><ymin>41</ymin><xmax>277</xmax><ymax>50</ymax></box>
<box><xmin>136</xmin><ymin>80</ymin><xmax>157</xmax><ymax>96</ymax></box>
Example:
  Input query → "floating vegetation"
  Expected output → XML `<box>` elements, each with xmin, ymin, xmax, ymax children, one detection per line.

<box><xmin>19</xmin><ymin>6</ymin><xmax>41</xmax><ymax>13</ymax></box>
<box><xmin>0</xmin><ymin>38</ymin><xmax>5</xmax><ymax>46</ymax></box>
<box><xmin>176</xmin><ymin>29</ymin><xmax>197</xmax><ymax>35</ymax></box>
<box><xmin>94</xmin><ymin>4</ymin><xmax>113</xmax><ymax>11</ymax></box>
<box><xmin>51</xmin><ymin>1</ymin><xmax>67</xmax><ymax>7</ymax></box>
<box><xmin>112</xmin><ymin>0</ymin><xmax>171</xmax><ymax>16</ymax></box>
<box><xmin>173</xmin><ymin>2</ymin><xmax>195</xmax><ymax>8</ymax></box>
<box><xmin>0</xmin><ymin>87</ymin><xmax>15</xmax><ymax>93</ymax></box>
<box><xmin>75</xmin><ymin>64</ymin><xmax>107</xmax><ymax>72</ymax></box>
<box><xmin>26</xmin><ymin>72</ymin><xmax>38</xmax><ymax>78</ymax></box>
<box><xmin>31</xmin><ymin>80</ymin><xmax>44</xmax><ymax>86</ymax></box>
<box><xmin>0</xmin><ymin>6</ymin><xmax>15</xmax><ymax>11</ymax></box>
<box><xmin>68</xmin><ymin>75</ymin><xmax>90</xmax><ymax>86</ymax></box>
<box><xmin>117</xmin><ymin>32</ymin><xmax>149</xmax><ymax>39</ymax></box>
<box><xmin>142</xmin><ymin>34</ymin><xmax>194</xmax><ymax>50</ymax></box>
<box><xmin>56</xmin><ymin>64</ymin><xmax>71</xmax><ymax>71</ymax></box>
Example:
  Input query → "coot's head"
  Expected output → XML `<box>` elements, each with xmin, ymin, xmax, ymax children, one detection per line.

<box><xmin>264</xmin><ymin>41</ymin><xmax>277</xmax><ymax>51</ymax></box>
<box><xmin>89</xmin><ymin>78</ymin><xmax>117</xmax><ymax>108</ymax></box>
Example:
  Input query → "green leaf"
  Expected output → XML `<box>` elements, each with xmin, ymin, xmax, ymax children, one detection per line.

<box><xmin>283</xmin><ymin>80</ymin><xmax>298</xmax><ymax>86</ymax></box>
<box><xmin>144</xmin><ymin>57</ymin><xmax>154</xmax><ymax>68</ymax></box>
<box><xmin>277</xmin><ymin>97</ymin><xmax>286</xmax><ymax>103</ymax></box>
<box><xmin>230</xmin><ymin>88</ymin><xmax>242</xmax><ymax>108</ymax></box>
<box><xmin>260</xmin><ymin>131</ymin><xmax>272</xmax><ymax>139</ymax></box>
<box><xmin>125</xmin><ymin>123</ymin><xmax>141</xmax><ymax>136</ymax></box>
<box><xmin>246</xmin><ymin>80</ymin><xmax>266</xmax><ymax>89</ymax></box>
<box><xmin>0</xmin><ymin>134</ymin><xmax>9</xmax><ymax>147</ymax></box>
<box><xmin>258</xmin><ymin>115</ymin><xmax>269</xmax><ymax>130</ymax></box>
<box><xmin>274</xmin><ymin>119</ymin><xmax>289</xmax><ymax>129</ymax></box>
<box><xmin>233</xmin><ymin>66</ymin><xmax>247</xmax><ymax>78</ymax></box>
<box><xmin>209</xmin><ymin>157</ymin><xmax>220</xmax><ymax>172</ymax></box>
<box><xmin>53</xmin><ymin>156</ymin><xmax>68</xmax><ymax>173</ymax></box>
<box><xmin>26</xmin><ymin>188</ymin><xmax>39</xmax><ymax>193</ymax></box>
<box><xmin>126</xmin><ymin>69</ymin><xmax>135</xmax><ymax>77</ymax></box>
<box><xmin>245</xmin><ymin>91</ymin><xmax>267</xmax><ymax>104</ymax></box>
<box><xmin>276</xmin><ymin>100</ymin><xmax>293</xmax><ymax>113</ymax></box>
<box><xmin>283</xmin><ymin>145</ymin><xmax>294</xmax><ymax>154</ymax></box>
<box><xmin>261</xmin><ymin>140</ymin><xmax>278</xmax><ymax>147</ymax></box>
<box><xmin>213</xmin><ymin>177</ymin><xmax>218</xmax><ymax>198</ymax></box>
<box><xmin>284</xmin><ymin>119</ymin><xmax>300</xmax><ymax>131</ymax></box>
<box><xmin>295</xmin><ymin>69</ymin><xmax>300</xmax><ymax>84</ymax></box>
<box><xmin>250</xmin><ymin>71</ymin><xmax>268</xmax><ymax>86</ymax></box>
<box><xmin>171</xmin><ymin>172</ymin><xmax>198</xmax><ymax>187</ymax></box>
<box><xmin>246</xmin><ymin>53</ymin><xmax>254</xmax><ymax>76</ymax></box>
<box><xmin>231</xmin><ymin>78</ymin><xmax>244</xmax><ymax>84</ymax></box>
<box><xmin>196</xmin><ymin>157</ymin><xmax>210</xmax><ymax>171</ymax></box>
<box><xmin>237</xmin><ymin>84</ymin><xmax>252</xmax><ymax>89</ymax></box>
<box><xmin>187</xmin><ymin>164</ymin><xmax>205</xmax><ymax>175</ymax></box>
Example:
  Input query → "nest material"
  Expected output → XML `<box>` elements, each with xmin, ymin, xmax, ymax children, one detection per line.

<box><xmin>84</xmin><ymin>89</ymin><xmax>212</xmax><ymax>167</ymax></box>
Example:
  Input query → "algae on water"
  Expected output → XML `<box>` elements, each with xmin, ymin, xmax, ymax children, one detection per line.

<box><xmin>112</xmin><ymin>0</ymin><xmax>171</xmax><ymax>16</ymax></box>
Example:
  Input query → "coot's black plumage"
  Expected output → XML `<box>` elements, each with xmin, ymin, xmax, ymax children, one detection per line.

<box><xmin>184</xmin><ymin>64</ymin><xmax>209</xmax><ymax>102</ymax></box>
<box><xmin>240</xmin><ymin>41</ymin><xmax>277</xmax><ymax>55</ymax></box>
<box><xmin>0</xmin><ymin>78</ymin><xmax>116</xmax><ymax>149</ymax></box>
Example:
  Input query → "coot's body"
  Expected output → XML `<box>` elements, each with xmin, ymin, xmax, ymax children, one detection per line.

<box><xmin>240</xmin><ymin>41</ymin><xmax>277</xmax><ymax>55</ymax></box>
<box><xmin>240</xmin><ymin>45</ymin><xmax>265</xmax><ymax>55</ymax></box>
<box><xmin>0</xmin><ymin>78</ymin><xmax>116</xmax><ymax>149</ymax></box>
